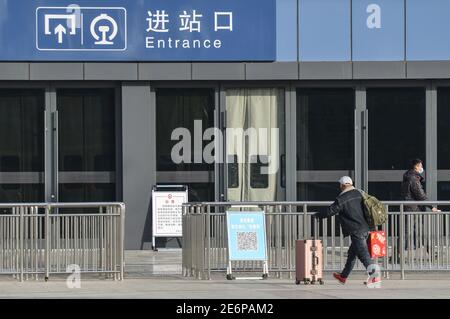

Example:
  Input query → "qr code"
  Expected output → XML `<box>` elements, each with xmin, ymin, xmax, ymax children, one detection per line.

<box><xmin>237</xmin><ymin>232</ymin><xmax>258</xmax><ymax>251</ymax></box>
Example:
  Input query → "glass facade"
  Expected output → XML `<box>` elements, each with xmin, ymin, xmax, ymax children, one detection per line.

<box><xmin>0</xmin><ymin>89</ymin><xmax>45</xmax><ymax>203</ymax></box>
<box><xmin>57</xmin><ymin>89</ymin><xmax>117</xmax><ymax>203</ymax></box>
<box><xmin>438</xmin><ymin>87</ymin><xmax>450</xmax><ymax>204</ymax></box>
<box><xmin>226</xmin><ymin>88</ymin><xmax>286</xmax><ymax>201</ymax></box>
<box><xmin>0</xmin><ymin>84</ymin><xmax>443</xmax><ymax>205</ymax></box>
<box><xmin>297</xmin><ymin>88</ymin><xmax>354</xmax><ymax>201</ymax></box>
<box><xmin>156</xmin><ymin>88</ymin><xmax>215</xmax><ymax>202</ymax></box>
<box><xmin>367</xmin><ymin>88</ymin><xmax>426</xmax><ymax>200</ymax></box>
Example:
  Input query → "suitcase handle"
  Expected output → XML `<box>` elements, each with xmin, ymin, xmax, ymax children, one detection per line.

<box><xmin>310</xmin><ymin>256</ymin><xmax>320</xmax><ymax>275</ymax></box>
<box><xmin>313</xmin><ymin>214</ymin><xmax>319</xmax><ymax>241</ymax></box>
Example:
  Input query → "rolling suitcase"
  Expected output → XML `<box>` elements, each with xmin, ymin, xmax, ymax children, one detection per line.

<box><xmin>296</xmin><ymin>219</ymin><xmax>324</xmax><ymax>285</ymax></box>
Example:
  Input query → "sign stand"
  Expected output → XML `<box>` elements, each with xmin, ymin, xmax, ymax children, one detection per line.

<box><xmin>226</xmin><ymin>261</ymin><xmax>269</xmax><ymax>281</ymax></box>
<box><xmin>225</xmin><ymin>206</ymin><xmax>269</xmax><ymax>280</ymax></box>
<box><xmin>151</xmin><ymin>185</ymin><xmax>188</xmax><ymax>251</ymax></box>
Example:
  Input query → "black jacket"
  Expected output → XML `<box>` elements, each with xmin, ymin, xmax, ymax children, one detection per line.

<box><xmin>315</xmin><ymin>188</ymin><xmax>370</xmax><ymax>237</ymax></box>
<box><xmin>401</xmin><ymin>169</ymin><xmax>431</xmax><ymax>212</ymax></box>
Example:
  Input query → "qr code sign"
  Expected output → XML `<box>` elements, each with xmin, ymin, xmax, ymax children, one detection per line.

<box><xmin>237</xmin><ymin>232</ymin><xmax>258</xmax><ymax>251</ymax></box>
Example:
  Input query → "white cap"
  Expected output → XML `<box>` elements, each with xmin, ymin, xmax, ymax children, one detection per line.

<box><xmin>339</xmin><ymin>176</ymin><xmax>353</xmax><ymax>185</ymax></box>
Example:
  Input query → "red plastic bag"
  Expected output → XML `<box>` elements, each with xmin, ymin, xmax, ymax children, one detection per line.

<box><xmin>367</xmin><ymin>231</ymin><xmax>386</xmax><ymax>258</ymax></box>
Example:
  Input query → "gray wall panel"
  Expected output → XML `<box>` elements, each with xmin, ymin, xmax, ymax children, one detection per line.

<box><xmin>6</xmin><ymin>61</ymin><xmax>450</xmax><ymax>82</ymax></box>
<box><xmin>353</xmin><ymin>62</ymin><xmax>406</xmax><ymax>79</ymax></box>
<box><xmin>299</xmin><ymin>62</ymin><xmax>352</xmax><ymax>80</ymax></box>
<box><xmin>407</xmin><ymin>61</ymin><xmax>450</xmax><ymax>79</ymax></box>
<box><xmin>30</xmin><ymin>63</ymin><xmax>83</xmax><ymax>80</ymax></box>
<box><xmin>122</xmin><ymin>83</ymin><xmax>154</xmax><ymax>249</ymax></box>
<box><xmin>139</xmin><ymin>63</ymin><xmax>191</xmax><ymax>80</ymax></box>
<box><xmin>245</xmin><ymin>62</ymin><xmax>298</xmax><ymax>80</ymax></box>
<box><xmin>192</xmin><ymin>63</ymin><xmax>244</xmax><ymax>80</ymax></box>
<box><xmin>0</xmin><ymin>63</ymin><xmax>29</xmax><ymax>80</ymax></box>
<box><xmin>85</xmin><ymin>63</ymin><xmax>138</xmax><ymax>80</ymax></box>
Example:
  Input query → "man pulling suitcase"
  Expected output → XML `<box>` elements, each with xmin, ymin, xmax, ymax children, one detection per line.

<box><xmin>314</xmin><ymin>176</ymin><xmax>380</xmax><ymax>286</ymax></box>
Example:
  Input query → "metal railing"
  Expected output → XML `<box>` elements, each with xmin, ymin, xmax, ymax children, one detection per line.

<box><xmin>0</xmin><ymin>202</ymin><xmax>125</xmax><ymax>281</ymax></box>
<box><xmin>182</xmin><ymin>201</ymin><xmax>450</xmax><ymax>280</ymax></box>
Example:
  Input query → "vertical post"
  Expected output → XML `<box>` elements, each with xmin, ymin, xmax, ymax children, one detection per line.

<box><xmin>303</xmin><ymin>204</ymin><xmax>307</xmax><ymax>238</ymax></box>
<box><xmin>276</xmin><ymin>205</ymin><xmax>281</xmax><ymax>278</ymax></box>
<box><xmin>182</xmin><ymin>205</ymin><xmax>186</xmax><ymax>277</ymax></box>
<box><xmin>152</xmin><ymin>186</ymin><xmax>158</xmax><ymax>251</ymax></box>
<box><xmin>400</xmin><ymin>204</ymin><xmax>405</xmax><ymax>280</ymax></box>
<box><xmin>120</xmin><ymin>204</ymin><xmax>125</xmax><ymax>281</ymax></box>
<box><xmin>286</xmin><ymin>85</ymin><xmax>297</xmax><ymax>202</ymax></box>
<box><xmin>19</xmin><ymin>207</ymin><xmax>24</xmax><ymax>282</ymax></box>
<box><xmin>206</xmin><ymin>205</ymin><xmax>211</xmax><ymax>280</ymax></box>
<box><xmin>44</xmin><ymin>206</ymin><xmax>50</xmax><ymax>281</ymax></box>
<box><xmin>384</xmin><ymin>204</ymin><xmax>389</xmax><ymax>279</ymax></box>
<box><xmin>189</xmin><ymin>206</ymin><xmax>194</xmax><ymax>277</ymax></box>
<box><xmin>34</xmin><ymin>206</ymin><xmax>38</xmax><ymax>281</ymax></box>
<box><xmin>426</xmin><ymin>83</ymin><xmax>438</xmax><ymax>200</ymax></box>
<box><xmin>195</xmin><ymin>205</ymin><xmax>200</xmax><ymax>280</ymax></box>
<box><xmin>355</xmin><ymin>86</ymin><xmax>366</xmax><ymax>190</ymax></box>
<box><xmin>362</xmin><ymin>109</ymin><xmax>369</xmax><ymax>191</ymax></box>
<box><xmin>200</xmin><ymin>205</ymin><xmax>206</xmax><ymax>280</ymax></box>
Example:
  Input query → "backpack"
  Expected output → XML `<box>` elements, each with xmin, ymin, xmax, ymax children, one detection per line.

<box><xmin>358</xmin><ymin>190</ymin><xmax>387</xmax><ymax>226</ymax></box>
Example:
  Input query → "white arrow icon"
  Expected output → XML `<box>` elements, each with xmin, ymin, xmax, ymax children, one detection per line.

<box><xmin>54</xmin><ymin>24</ymin><xmax>67</xmax><ymax>44</ymax></box>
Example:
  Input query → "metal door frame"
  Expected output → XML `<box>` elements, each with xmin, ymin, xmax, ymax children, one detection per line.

<box><xmin>361</xmin><ymin>81</ymin><xmax>432</xmax><ymax>198</ymax></box>
<box><xmin>47</xmin><ymin>82</ymin><xmax>121</xmax><ymax>202</ymax></box>
<box><xmin>0</xmin><ymin>83</ymin><xmax>48</xmax><ymax>202</ymax></box>
<box><xmin>219</xmin><ymin>82</ymin><xmax>292</xmax><ymax>201</ymax></box>
<box><xmin>150</xmin><ymin>82</ymin><xmax>221</xmax><ymax>201</ymax></box>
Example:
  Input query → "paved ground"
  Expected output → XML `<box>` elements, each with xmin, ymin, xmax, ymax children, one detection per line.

<box><xmin>1</xmin><ymin>250</ymin><xmax>450</xmax><ymax>299</ymax></box>
<box><xmin>2</xmin><ymin>276</ymin><xmax>450</xmax><ymax>299</ymax></box>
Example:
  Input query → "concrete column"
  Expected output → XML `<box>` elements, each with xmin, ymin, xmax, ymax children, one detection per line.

<box><xmin>121</xmin><ymin>82</ymin><xmax>155</xmax><ymax>249</ymax></box>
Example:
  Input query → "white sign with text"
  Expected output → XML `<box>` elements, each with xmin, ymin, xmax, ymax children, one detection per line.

<box><xmin>152</xmin><ymin>190</ymin><xmax>187</xmax><ymax>237</ymax></box>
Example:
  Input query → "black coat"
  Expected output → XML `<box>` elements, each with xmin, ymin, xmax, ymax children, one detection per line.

<box><xmin>315</xmin><ymin>188</ymin><xmax>370</xmax><ymax>237</ymax></box>
<box><xmin>401</xmin><ymin>169</ymin><xmax>431</xmax><ymax>212</ymax></box>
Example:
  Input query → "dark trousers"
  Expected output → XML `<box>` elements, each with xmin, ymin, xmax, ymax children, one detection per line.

<box><xmin>395</xmin><ymin>212</ymin><xmax>428</xmax><ymax>254</ymax></box>
<box><xmin>341</xmin><ymin>232</ymin><xmax>374</xmax><ymax>278</ymax></box>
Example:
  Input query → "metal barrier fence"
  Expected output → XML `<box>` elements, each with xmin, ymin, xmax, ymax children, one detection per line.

<box><xmin>0</xmin><ymin>202</ymin><xmax>125</xmax><ymax>281</ymax></box>
<box><xmin>182</xmin><ymin>201</ymin><xmax>450</xmax><ymax>280</ymax></box>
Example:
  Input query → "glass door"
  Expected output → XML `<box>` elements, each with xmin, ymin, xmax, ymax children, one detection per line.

<box><xmin>155</xmin><ymin>88</ymin><xmax>216</xmax><ymax>202</ymax></box>
<box><xmin>297</xmin><ymin>88</ymin><xmax>355</xmax><ymax>201</ymax></box>
<box><xmin>225</xmin><ymin>88</ymin><xmax>286</xmax><ymax>202</ymax></box>
<box><xmin>438</xmin><ymin>87</ymin><xmax>450</xmax><ymax>203</ymax></box>
<box><xmin>55</xmin><ymin>88</ymin><xmax>117</xmax><ymax>204</ymax></box>
<box><xmin>365</xmin><ymin>88</ymin><xmax>426</xmax><ymax>200</ymax></box>
<box><xmin>0</xmin><ymin>89</ymin><xmax>45</xmax><ymax>203</ymax></box>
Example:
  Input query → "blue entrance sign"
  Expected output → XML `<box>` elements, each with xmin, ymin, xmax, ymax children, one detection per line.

<box><xmin>0</xmin><ymin>0</ymin><xmax>276</xmax><ymax>61</ymax></box>
<box><xmin>226</xmin><ymin>211</ymin><xmax>267</xmax><ymax>261</ymax></box>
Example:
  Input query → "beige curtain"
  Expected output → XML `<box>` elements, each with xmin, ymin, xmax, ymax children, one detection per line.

<box><xmin>226</xmin><ymin>89</ymin><xmax>247</xmax><ymax>201</ymax></box>
<box><xmin>226</xmin><ymin>88</ymin><xmax>284</xmax><ymax>201</ymax></box>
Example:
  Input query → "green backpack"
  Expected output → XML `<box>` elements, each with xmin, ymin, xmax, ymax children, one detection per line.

<box><xmin>359</xmin><ymin>190</ymin><xmax>388</xmax><ymax>226</ymax></box>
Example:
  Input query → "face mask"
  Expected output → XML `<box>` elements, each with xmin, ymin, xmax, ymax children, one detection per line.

<box><xmin>418</xmin><ymin>167</ymin><xmax>424</xmax><ymax>174</ymax></box>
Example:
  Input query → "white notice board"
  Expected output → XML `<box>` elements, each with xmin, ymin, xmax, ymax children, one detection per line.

<box><xmin>152</xmin><ymin>186</ymin><xmax>188</xmax><ymax>239</ymax></box>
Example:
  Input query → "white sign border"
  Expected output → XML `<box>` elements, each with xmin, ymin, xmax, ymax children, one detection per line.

<box><xmin>226</xmin><ymin>210</ymin><xmax>268</xmax><ymax>262</ymax></box>
<box><xmin>36</xmin><ymin>6</ymin><xmax>128</xmax><ymax>52</ymax></box>
<box><xmin>152</xmin><ymin>189</ymin><xmax>188</xmax><ymax>238</ymax></box>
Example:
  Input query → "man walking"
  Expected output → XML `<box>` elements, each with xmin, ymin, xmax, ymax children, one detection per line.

<box><xmin>314</xmin><ymin>176</ymin><xmax>379</xmax><ymax>285</ymax></box>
